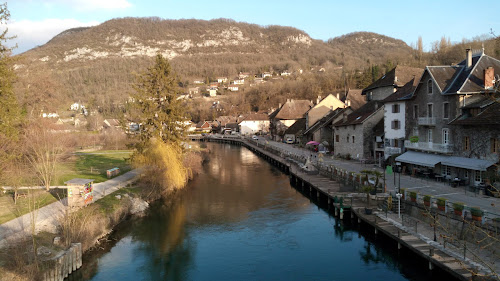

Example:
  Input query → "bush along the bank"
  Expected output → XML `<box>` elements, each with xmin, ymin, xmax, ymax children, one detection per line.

<box><xmin>470</xmin><ymin>207</ymin><xmax>484</xmax><ymax>221</ymax></box>
<box><xmin>423</xmin><ymin>195</ymin><xmax>431</xmax><ymax>207</ymax></box>
<box><xmin>437</xmin><ymin>198</ymin><xmax>446</xmax><ymax>211</ymax></box>
<box><xmin>453</xmin><ymin>202</ymin><xmax>464</xmax><ymax>216</ymax></box>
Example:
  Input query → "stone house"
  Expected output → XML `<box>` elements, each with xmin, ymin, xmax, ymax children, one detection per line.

<box><xmin>333</xmin><ymin>101</ymin><xmax>384</xmax><ymax>160</ymax></box>
<box><xmin>362</xmin><ymin>65</ymin><xmax>423</xmax><ymax>101</ymax></box>
<box><xmin>396</xmin><ymin>49</ymin><xmax>500</xmax><ymax>186</ymax></box>
<box><xmin>284</xmin><ymin>118</ymin><xmax>306</xmax><ymax>144</ymax></box>
<box><xmin>269</xmin><ymin>99</ymin><xmax>313</xmax><ymax>141</ymax></box>
<box><xmin>303</xmin><ymin>107</ymin><xmax>351</xmax><ymax>150</ymax></box>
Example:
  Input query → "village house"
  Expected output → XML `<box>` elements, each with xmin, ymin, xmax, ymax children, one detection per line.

<box><xmin>302</xmin><ymin>107</ymin><xmax>352</xmax><ymax>150</ymax></box>
<box><xmin>209</xmin><ymin>82</ymin><xmax>219</xmax><ymax>89</ymax></box>
<box><xmin>333</xmin><ymin>101</ymin><xmax>384</xmax><ymax>161</ymax></box>
<box><xmin>213</xmin><ymin>116</ymin><xmax>239</xmax><ymax>133</ymax></box>
<box><xmin>193</xmin><ymin>78</ymin><xmax>205</xmax><ymax>84</ymax></box>
<box><xmin>302</xmin><ymin>94</ymin><xmax>346</xmax><ymax>143</ymax></box>
<box><xmin>208</xmin><ymin>88</ymin><xmax>217</xmax><ymax>97</ymax></box>
<box><xmin>103</xmin><ymin>119</ymin><xmax>120</xmax><ymax>129</ymax></box>
<box><xmin>233</xmin><ymin>78</ymin><xmax>245</xmax><ymax>85</ymax></box>
<box><xmin>238</xmin><ymin>113</ymin><xmax>270</xmax><ymax>135</ymax></box>
<box><xmin>238</xmin><ymin>72</ymin><xmax>251</xmax><ymax>79</ymax></box>
<box><xmin>382</xmin><ymin>76</ymin><xmax>422</xmax><ymax>160</ymax></box>
<box><xmin>269</xmin><ymin>99</ymin><xmax>313</xmax><ymax>141</ymax></box>
<box><xmin>284</xmin><ymin>118</ymin><xmax>306</xmax><ymax>144</ymax></box>
<box><xmin>396</xmin><ymin>49</ymin><xmax>500</xmax><ymax>187</ymax></box>
<box><xmin>228</xmin><ymin>85</ymin><xmax>239</xmax><ymax>92</ymax></box>
<box><xmin>195</xmin><ymin>121</ymin><xmax>212</xmax><ymax>133</ymax></box>
<box><xmin>261</xmin><ymin>72</ymin><xmax>272</xmax><ymax>78</ymax></box>
<box><xmin>188</xmin><ymin>87</ymin><xmax>199</xmax><ymax>95</ymax></box>
<box><xmin>280</xmin><ymin>70</ymin><xmax>291</xmax><ymax>76</ymax></box>
<box><xmin>217</xmin><ymin>77</ymin><xmax>228</xmax><ymax>83</ymax></box>
<box><xmin>343</xmin><ymin>89</ymin><xmax>366</xmax><ymax>111</ymax></box>
<box><xmin>362</xmin><ymin>65</ymin><xmax>424</xmax><ymax>102</ymax></box>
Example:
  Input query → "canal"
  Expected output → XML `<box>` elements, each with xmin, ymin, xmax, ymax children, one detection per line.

<box><xmin>72</xmin><ymin>143</ymin><xmax>457</xmax><ymax>281</ymax></box>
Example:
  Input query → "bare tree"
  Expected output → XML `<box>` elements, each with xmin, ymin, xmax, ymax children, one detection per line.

<box><xmin>23</xmin><ymin>121</ymin><xmax>71</xmax><ymax>191</ymax></box>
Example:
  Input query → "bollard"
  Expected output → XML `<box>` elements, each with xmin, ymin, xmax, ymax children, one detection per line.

<box><xmin>429</xmin><ymin>248</ymin><xmax>434</xmax><ymax>257</ymax></box>
<box><xmin>398</xmin><ymin>242</ymin><xmax>401</xmax><ymax>250</ymax></box>
<box><xmin>429</xmin><ymin>261</ymin><xmax>434</xmax><ymax>270</ymax></box>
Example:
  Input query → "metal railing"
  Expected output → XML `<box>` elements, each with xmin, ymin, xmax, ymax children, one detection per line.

<box><xmin>404</xmin><ymin>140</ymin><xmax>453</xmax><ymax>154</ymax></box>
<box><xmin>417</xmin><ymin>117</ymin><xmax>436</xmax><ymax>126</ymax></box>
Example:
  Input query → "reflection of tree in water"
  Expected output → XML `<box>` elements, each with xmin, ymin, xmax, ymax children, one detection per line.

<box><xmin>333</xmin><ymin>222</ymin><xmax>353</xmax><ymax>242</ymax></box>
<box><xmin>131</xmin><ymin>198</ymin><xmax>193</xmax><ymax>281</ymax></box>
<box><xmin>359</xmin><ymin>241</ymin><xmax>398</xmax><ymax>270</ymax></box>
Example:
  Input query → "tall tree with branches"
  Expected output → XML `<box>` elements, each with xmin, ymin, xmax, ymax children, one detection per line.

<box><xmin>130</xmin><ymin>54</ymin><xmax>187</xmax><ymax>153</ymax></box>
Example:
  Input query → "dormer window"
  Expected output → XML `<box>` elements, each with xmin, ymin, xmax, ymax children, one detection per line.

<box><xmin>427</xmin><ymin>79</ymin><xmax>433</xmax><ymax>94</ymax></box>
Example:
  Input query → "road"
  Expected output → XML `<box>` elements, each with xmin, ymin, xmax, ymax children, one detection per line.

<box><xmin>0</xmin><ymin>169</ymin><xmax>141</xmax><ymax>248</ymax></box>
<box><xmin>252</xmin><ymin>136</ymin><xmax>500</xmax><ymax>218</ymax></box>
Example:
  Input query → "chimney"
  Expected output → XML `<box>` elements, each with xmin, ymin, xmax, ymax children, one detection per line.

<box><xmin>484</xmin><ymin>67</ymin><xmax>495</xmax><ymax>89</ymax></box>
<box><xmin>347</xmin><ymin>100</ymin><xmax>351</xmax><ymax>107</ymax></box>
<box><xmin>317</xmin><ymin>96</ymin><xmax>321</xmax><ymax>104</ymax></box>
<box><xmin>374</xmin><ymin>103</ymin><xmax>379</xmax><ymax>110</ymax></box>
<box><xmin>337</xmin><ymin>93</ymin><xmax>340</xmax><ymax>99</ymax></box>
<box><xmin>286</xmin><ymin>99</ymin><xmax>290</xmax><ymax>103</ymax></box>
<box><xmin>279</xmin><ymin>103</ymin><xmax>282</xmax><ymax>108</ymax></box>
<box><xmin>466</xmin><ymin>49</ymin><xmax>472</xmax><ymax>69</ymax></box>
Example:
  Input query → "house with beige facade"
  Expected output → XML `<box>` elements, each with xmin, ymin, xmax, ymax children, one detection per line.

<box><xmin>269</xmin><ymin>99</ymin><xmax>313</xmax><ymax>141</ymax></box>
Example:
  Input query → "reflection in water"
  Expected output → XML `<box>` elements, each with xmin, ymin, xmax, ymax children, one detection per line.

<box><xmin>77</xmin><ymin>143</ymin><xmax>456</xmax><ymax>281</ymax></box>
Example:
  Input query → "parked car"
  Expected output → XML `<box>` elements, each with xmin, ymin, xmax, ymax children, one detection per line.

<box><xmin>286</xmin><ymin>138</ymin><xmax>294</xmax><ymax>144</ymax></box>
<box><xmin>252</xmin><ymin>135</ymin><xmax>258</xmax><ymax>140</ymax></box>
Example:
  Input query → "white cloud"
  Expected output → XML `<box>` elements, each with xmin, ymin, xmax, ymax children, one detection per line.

<box><xmin>7</xmin><ymin>19</ymin><xmax>100</xmax><ymax>54</ymax></box>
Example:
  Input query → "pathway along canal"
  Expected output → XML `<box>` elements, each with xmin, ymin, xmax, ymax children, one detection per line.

<box><xmin>70</xmin><ymin>143</ymin><xmax>457</xmax><ymax>281</ymax></box>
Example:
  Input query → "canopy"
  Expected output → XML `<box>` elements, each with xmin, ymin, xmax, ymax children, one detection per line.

<box><xmin>441</xmin><ymin>156</ymin><xmax>496</xmax><ymax>172</ymax></box>
<box><xmin>395</xmin><ymin>151</ymin><xmax>445</xmax><ymax>168</ymax></box>
<box><xmin>306</xmin><ymin>141</ymin><xmax>320</xmax><ymax>145</ymax></box>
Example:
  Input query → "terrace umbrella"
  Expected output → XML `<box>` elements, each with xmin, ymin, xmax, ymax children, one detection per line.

<box><xmin>306</xmin><ymin>141</ymin><xmax>320</xmax><ymax>146</ymax></box>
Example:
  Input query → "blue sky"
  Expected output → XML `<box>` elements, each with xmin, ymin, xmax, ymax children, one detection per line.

<box><xmin>6</xmin><ymin>0</ymin><xmax>500</xmax><ymax>54</ymax></box>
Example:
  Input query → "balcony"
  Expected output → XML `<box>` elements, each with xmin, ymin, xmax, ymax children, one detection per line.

<box><xmin>385</xmin><ymin>147</ymin><xmax>401</xmax><ymax>155</ymax></box>
<box><xmin>418</xmin><ymin>117</ymin><xmax>436</xmax><ymax>126</ymax></box>
<box><xmin>404</xmin><ymin>140</ymin><xmax>453</xmax><ymax>154</ymax></box>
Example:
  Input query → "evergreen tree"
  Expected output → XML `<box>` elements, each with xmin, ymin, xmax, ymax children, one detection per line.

<box><xmin>130</xmin><ymin>54</ymin><xmax>187</xmax><ymax>153</ymax></box>
<box><xmin>0</xmin><ymin>3</ymin><xmax>21</xmax><ymax>139</ymax></box>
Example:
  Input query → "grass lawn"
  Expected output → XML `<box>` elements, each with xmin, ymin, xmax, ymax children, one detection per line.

<box><xmin>0</xmin><ymin>189</ymin><xmax>66</xmax><ymax>225</ymax></box>
<box><xmin>56</xmin><ymin>150</ymin><xmax>132</xmax><ymax>185</ymax></box>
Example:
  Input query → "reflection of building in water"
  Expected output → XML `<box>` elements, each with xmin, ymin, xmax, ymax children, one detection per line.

<box><xmin>185</xmin><ymin>143</ymin><xmax>309</xmax><ymax>226</ymax></box>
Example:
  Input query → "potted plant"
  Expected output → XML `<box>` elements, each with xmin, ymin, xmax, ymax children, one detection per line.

<box><xmin>423</xmin><ymin>195</ymin><xmax>431</xmax><ymax>207</ymax></box>
<box><xmin>470</xmin><ymin>207</ymin><xmax>483</xmax><ymax>222</ymax></box>
<box><xmin>436</xmin><ymin>198</ymin><xmax>446</xmax><ymax>211</ymax></box>
<box><xmin>409</xmin><ymin>191</ymin><xmax>417</xmax><ymax>202</ymax></box>
<box><xmin>452</xmin><ymin>202</ymin><xmax>464</xmax><ymax>216</ymax></box>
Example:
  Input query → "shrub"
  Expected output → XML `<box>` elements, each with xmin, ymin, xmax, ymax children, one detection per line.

<box><xmin>423</xmin><ymin>195</ymin><xmax>431</xmax><ymax>202</ymax></box>
<box><xmin>452</xmin><ymin>202</ymin><xmax>464</xmax><ymax>211</ymax></box>
<box><xmin>437</xmin><ymin>198</ymin><xmax>446</xmax><ymax>206</ymax></box>
<box><xmin>409</xmin><ymin>191</ymin><xmax>417</xmax><ymax>199</ymax></box>
<box><xmin>470</xmin><ymin>207</ymin><xmax>484</xmax><ymax>217</ymax></box>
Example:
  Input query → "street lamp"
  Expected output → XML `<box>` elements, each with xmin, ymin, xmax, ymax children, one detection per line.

<box><xmin>396</xmin><ymin>162</ymin><xmax>402</xmax><ymax>218</ymax></box>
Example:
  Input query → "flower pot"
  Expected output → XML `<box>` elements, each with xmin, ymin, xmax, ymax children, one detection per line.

<box><xmin>410</xmin><ymin>197</ymin><xmax>416</xmax><ymax>202</ymax></box>
<box><xmin>437</xmin><ymin>205</ymin><xmax>445</xmax><ymax>211</ymax></box>
<box><xmin>454</xmin><ymin>209</ymin><xmax>462</xmax><ymax>216</ymax></box>
<box><xmin>472</xmin><ymin>215</ymin><xmax>482</xmax><ymax>222</ymax></box>
<box><xmin>424</xmin><ymin>201</ymin><xmax>430</xmax><ymax>207</ymax></box>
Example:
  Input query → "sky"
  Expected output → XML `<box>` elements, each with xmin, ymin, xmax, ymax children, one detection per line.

<box><xmin>5</xmin><ymin>0</ymin><xmax>500</xmax><ymax>55</ymax></box>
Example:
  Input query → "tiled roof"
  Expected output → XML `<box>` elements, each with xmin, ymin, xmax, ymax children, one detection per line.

<box><xmin>450</xmin><ymin>101</ymin><xmax>500</xmax><ymax>126</ymax></box>
<box><xmin>303</xmin><ymin>108</ymin><xmax>343</xmax><ymax>135</ymax></box>
<box><xmin>241</xmin><ymin>113</ymin><xmax>269</xmax><ymax>121</ymax></box>
<box><xmin>362</xmin><ymin>66</ymin><xmax>423</xmax><ymax>94</ymax></box>
<box><xmin>284</xmin><ymin>118</ymin><xmax>306</xmax><ymax>135</ymax></box>
<box><xmin>333</xmin><ymin>101</ymin><xmax>383</xmax><ymax>127</ymax></box>
<box><xmin>383</xmin><ymin>77</ymin><xmax>420</xmax><ymax>103</ymax></box>
<box><xmin>344</xmin><ymin>89</ymin><xmax>366</xmax><ymax>110</ymax></box>
<box><xmin>275</xmin><ymin>100</ymin><xmax>313</xmax><ymax>120</ymax></box>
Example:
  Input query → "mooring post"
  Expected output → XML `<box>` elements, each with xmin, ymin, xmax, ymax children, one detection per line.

<box><xmin>429</xmin><ymin>261</ymin><xmax>434</xmax><ymax>270</ymax></box>
<box><xmin>398</xmin><ymin>242</ymin><xmax>401</xmax><ymax>250</ymax></box>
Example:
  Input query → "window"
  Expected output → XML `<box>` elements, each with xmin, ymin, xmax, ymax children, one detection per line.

<box><xmin>367</xmin><ymin>92</ymin><xmax>373</xmax><ymax>101</ymax></box>
<box><xmin>394</xmin><ymin>139</ymin><xmax>399</xmax><ymax>147</ymax></box>
<box><xmin>346</xmin><ymin>135</ymin><xmax>349</xmax><ymax>143</ymax></box>
<box><xmin>413</xmin><ymin>105</ymin><xmax>418</xmax><ymax>119</ymax></box>
<box><xmin>464</xmin><ymin>170</ymin><xmax>469</xmax><ymax>179</ymax></box>
<box><xmin>427</xmin><ymin>79</ymin><xmax>433</xmax><ymax>94</ymax></box>
<box><xmin>391</xmin><ymin>120</ymin><xmax>401</xmax><ymax>130</ymax></box>
<box><xmin>336</xmin><ymin>135</ymin><xmax>339</xmax><ymax>142</ymax></box>
<box><xmin>491</xmin><ymin>138</ymin><xmax>498</xmax><ymax>153</ymax></box>
<box><xmin>443</xmin><ymin>103</ymin><xmax>449</xmax><ymax>119</ymax></box>
<box><xmin>464</xmin><ymin>136</ymin><xmax>470</xmax><ymax>151</ymax></box>
<box><xmin>475</xmin><ymin>171</ymin><xmax>482</xmax><ymax>183</ymax></box>
<box><xmin>427</xmin><ymin>104</ymin><xmax>433</xmax><ymax>118</ymax></box>
<box><xmin>392</xmin><ymin>104</ymin><xmax>400</xmax><ymax>113</ymax></box>
<box><xmin>427</xmin><ymin>129</ymin><xmax>433</xmax><ymax>143</ymax></box>
<box><xmin>442</xmin><ymin>128</ymin><xmax>449</xmax><ymax>145</ymax></box>
<box><xmin>352</xmin><ymin>136</ymin><xmax>355</xmax><ymax>143</ymax></box>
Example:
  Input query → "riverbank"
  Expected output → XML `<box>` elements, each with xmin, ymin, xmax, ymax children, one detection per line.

<box><xmin>0</xmin><ymin>149</ymin><xmax>206</xmax><ymax>281</ymax></box>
